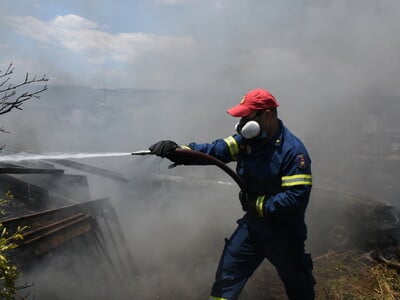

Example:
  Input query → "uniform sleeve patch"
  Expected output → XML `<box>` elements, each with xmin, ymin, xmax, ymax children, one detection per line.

<box><xmin>296</xmin><ymin>154</ymin><xmax>307</xmax><ymax>170</ymax></box>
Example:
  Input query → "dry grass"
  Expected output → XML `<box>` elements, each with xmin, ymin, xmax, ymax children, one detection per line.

<box><xmin>314</xmin><ymin>250</ymin><xmax>400</xmax><ymax>300</ymax></box>
<box><xmin>241</xmin><ymin>249</ymin><xmax>400</xmax><ymax>299</ymax></box>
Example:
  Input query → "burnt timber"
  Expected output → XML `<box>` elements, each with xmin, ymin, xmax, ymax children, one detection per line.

<box><xmin>2</xmin><ymin>198</ymin><xmax>136</xmax><ymax>276</ymax></box>
<box><xmin>0</xmin><ymin>162</ymin><xmax>138</xmax><ymax>293</ymax></box>
<box><xmin>48</xmin><ymin>159</ymin><xmax>129</xmax><ymax>183</ymax></box>
<box><xmin>0</xmin><ymin>167</ymin><xmax>64</xmax><ymax>174</ymax></box>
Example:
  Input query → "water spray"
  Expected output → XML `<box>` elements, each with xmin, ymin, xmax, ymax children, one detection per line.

<box><xmin>0</xmin><ymin>152</ymin><xmax>133</xmax><ymax>162</ymax></box>
<box><xmin>0</xmin><ymin>149</ymin><xmax>246</xmax><ymax>190</ymax></box>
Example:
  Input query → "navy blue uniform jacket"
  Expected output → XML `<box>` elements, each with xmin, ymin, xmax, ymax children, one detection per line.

<box><xmin>184</xmin><ymin>120</ymin><xmax>312</xmax><ymax>240</ymax></box>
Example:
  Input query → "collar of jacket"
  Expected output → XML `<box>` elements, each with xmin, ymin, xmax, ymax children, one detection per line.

<box><xmin>266</xmin><ymin>119</ymin><xmax>284</xmax><ymax>147</ymax></box>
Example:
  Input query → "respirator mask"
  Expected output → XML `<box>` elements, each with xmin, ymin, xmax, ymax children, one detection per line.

<box><xmin>235</xmin><ymin>111</ymin><xmax>267</xmax><ymax>140</ymax></box>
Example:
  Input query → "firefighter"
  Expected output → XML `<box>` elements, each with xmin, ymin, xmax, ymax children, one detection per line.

<box><xmin>149</xmin><ymin>88</ymin><xmax>315</xmax><ymax>300</ymax></box>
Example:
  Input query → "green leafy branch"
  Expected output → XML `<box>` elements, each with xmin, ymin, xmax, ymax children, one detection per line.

<box><xmin>0</xmin><ymin>192</ymin><xmax>28</xmax><ymax>300</ymax></box>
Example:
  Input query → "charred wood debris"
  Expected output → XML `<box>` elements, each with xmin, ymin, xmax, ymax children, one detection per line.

<box><xmin>0</xmin><ymin>159</ymin><xmax>138</xmax><ymax>295</ymax></box>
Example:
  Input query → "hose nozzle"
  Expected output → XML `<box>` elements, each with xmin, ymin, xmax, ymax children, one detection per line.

<box><xmin>131</xmin><ymin>150</ymin><xmax>152</xmax><ymax>156</ymax></box>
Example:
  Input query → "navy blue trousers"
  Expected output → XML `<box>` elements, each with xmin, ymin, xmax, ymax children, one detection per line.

<box><xmin>210</xmin><ymin>219</ymin><xmax>315</xmax><ymax>300</ymax></box>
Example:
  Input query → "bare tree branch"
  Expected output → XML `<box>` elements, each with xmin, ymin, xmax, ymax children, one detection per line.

<box><xmin>0</xmin><ymin>62</ymin><xmax>49</xmax><ymax>118</ymax></box>
<box><xmin>0</xmin><ymin>62</ymin><xmax>14</xmax><ymax>79</ymax></box>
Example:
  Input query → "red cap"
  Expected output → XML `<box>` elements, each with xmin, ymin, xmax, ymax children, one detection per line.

<box><xmin>227</xmin><ymin>88</ymin><xmax>279</xmax><ymax>117</ymax></box>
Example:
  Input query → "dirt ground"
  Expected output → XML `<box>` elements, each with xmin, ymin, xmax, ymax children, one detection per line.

<box><xmin>241</xmin><ymin>249</ymin><xmax>400</xmax><ymax>300</ymax></box>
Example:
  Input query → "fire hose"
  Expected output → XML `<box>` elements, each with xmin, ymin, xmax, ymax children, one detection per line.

<box><xmin>131</xmin><ymin>148</ymin><xmax>246</xmax><ymax>192</ymax></box>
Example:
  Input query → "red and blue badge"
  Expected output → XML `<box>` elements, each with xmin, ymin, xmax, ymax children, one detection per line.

<box><xmin>296</xmin><ymin>154</ymin><xmax>307</xmax><ymax>170</ymax></box>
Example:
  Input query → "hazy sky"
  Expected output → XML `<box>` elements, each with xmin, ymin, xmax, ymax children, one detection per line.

<box><xmin>1</xmin><ymin>0</ymin><xmax>400</xmax><ymax>97</ymax></box>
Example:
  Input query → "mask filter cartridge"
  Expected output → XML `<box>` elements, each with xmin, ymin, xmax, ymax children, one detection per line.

<box><xmin>236</xmin><ymin>120</ymin><xmax>261</xmax><ymax>139</ymax></box>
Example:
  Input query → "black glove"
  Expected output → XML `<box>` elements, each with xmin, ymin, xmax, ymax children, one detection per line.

<box><xmin>149</xmin><ymin>140</ymin><xmax>179</xmax><ymax>157</ymax></box>
<box><xmin>239</xmin><ymin>191</ymin><xmax>257</xmax><ymax>213</ymax></box>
